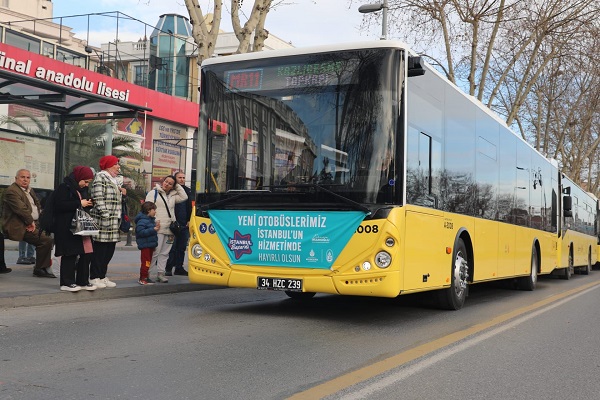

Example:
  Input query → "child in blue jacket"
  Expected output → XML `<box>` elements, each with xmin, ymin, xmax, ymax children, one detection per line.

<box><xmin>135</xmin><ymin>202</ymin><xmax>160</xmax><ymax>285</ymax></box>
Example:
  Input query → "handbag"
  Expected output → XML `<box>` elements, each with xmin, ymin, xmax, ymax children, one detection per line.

<box><xmin>71</xmin><ymin>208</ymin><xmax>100</xmax><ymax>236</ymax></box>
<box><xmin>155</xmin><ymin>189</ymin><xmax>183</xmax><ymax>236</ymax></box>
<box><xmin>119</xmin><ymin>199</ymin><xmax>131</xmax><ymax>233</ymax></box>
<box><xmin>169</xmin><ymin>220</ymin><xmax>183</xmax><ymax>236</ymax></box>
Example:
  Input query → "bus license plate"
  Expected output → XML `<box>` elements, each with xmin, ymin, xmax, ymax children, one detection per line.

<box><xmin>257</xmin><ymin>277</ymin><xmax>303</xmax><ymax>292</ymax></box>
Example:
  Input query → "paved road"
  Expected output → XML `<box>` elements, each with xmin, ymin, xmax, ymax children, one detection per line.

<box><xmin>1</xmin><ymin>271</ymin><xmax>600</xmax><ymax>399</ymax></box>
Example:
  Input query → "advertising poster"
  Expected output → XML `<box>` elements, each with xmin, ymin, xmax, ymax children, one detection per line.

<box><xmin>0</xmin><ymin>132</ymin><xmax>55</xmax><ymax>189</ymax></box>
<box><xmin>208</xmin><ymin>210</ymin><xmax>367</xmax><ymax>269</ymax></box>
<box><xmin>152</xmin><ymin>121</ymin><xmax>187</xmax><ymax>177</ymax></box>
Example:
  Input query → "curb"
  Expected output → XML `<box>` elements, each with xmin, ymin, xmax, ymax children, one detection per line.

<box><xmin>0</xmin><ymin>283</ymin><xmax>221</xmax><ymax>309</ymax></box>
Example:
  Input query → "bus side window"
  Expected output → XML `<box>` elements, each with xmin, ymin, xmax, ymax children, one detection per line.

<box><xmin>406</xmin><ymin>127</ymin><xmax>439</xmax><ymax>208</ymax></box>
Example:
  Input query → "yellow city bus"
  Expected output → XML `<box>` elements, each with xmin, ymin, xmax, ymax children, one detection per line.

<box><xmin>558</xmin><ymin>175</ymin><xmax>597</xmax><ymax>278</ymax></box>
<box><xmin>188</xmin><ymin>41</ymin><xmax>598</xmax><ymax>309</ymax></box>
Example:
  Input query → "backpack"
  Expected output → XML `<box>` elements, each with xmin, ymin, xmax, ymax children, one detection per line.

<box><xmin>38</xmin><ymin>190</ymin><xmax>56</xmax><ymax>235</ymax></box>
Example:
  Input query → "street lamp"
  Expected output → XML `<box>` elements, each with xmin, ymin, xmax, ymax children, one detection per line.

<box><xmin>358</xmin><ymin>0</ymin><xmax>388</xmax><ymax>40</ymax></box>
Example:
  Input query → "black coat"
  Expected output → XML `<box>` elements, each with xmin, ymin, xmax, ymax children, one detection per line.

<box><xmin>53</xmin><ymin>176</ymin><xmax>85</xmax><ymax>257</ymax></box>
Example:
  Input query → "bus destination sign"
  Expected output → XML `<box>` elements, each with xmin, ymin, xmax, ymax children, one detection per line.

<box><xmin>224</xmin><ymin>60</ymin><xmax>355</xmax><ymax>92</ymax></box>
<box><xmin>226</xmin><ymin>68</ymin><xmax>264</xmax><ymax>91</ymax></box>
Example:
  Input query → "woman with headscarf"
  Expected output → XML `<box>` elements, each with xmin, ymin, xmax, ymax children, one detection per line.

<box><xmin>144</xmin><ymin>175</ymin><xmax>187</xmax><ymax>283</ymax></box>
<box><xmin>89</xmin><ymin>155</ymin><xmax>126</xmax><ymax>289</ymax></box>
<box><xmin>53</xmin><ymin>166</ymin><xmax>96</xmax><ymax>292</ymax></box>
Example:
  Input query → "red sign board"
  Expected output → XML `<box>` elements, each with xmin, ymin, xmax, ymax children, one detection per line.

<box><xmin>0</xmin><ymin>43</ymin><xmax>199</xmax><ymax>127</ymax></box>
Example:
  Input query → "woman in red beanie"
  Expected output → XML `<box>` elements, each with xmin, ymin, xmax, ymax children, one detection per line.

<box><xmin>89</xmin><ymin>155</ymin><xmax>125</xmax><ymax>288</ymax></box>
<box><xmin>53</xmin><ymin>166</ymin><xmax>96</xmax><ymax>292</ymax></box>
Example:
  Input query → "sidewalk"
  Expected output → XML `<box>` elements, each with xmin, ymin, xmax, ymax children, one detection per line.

<box><xmin>1</xmin><ymin>238</ymin><xmax>218</xmax><ymax>309</ymax></box>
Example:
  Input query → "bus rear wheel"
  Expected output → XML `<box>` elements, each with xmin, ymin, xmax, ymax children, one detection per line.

<box><xmin>285</xmin><ymin>291</ymin><xmax>316</xmax><ymax>300</ymax></box>
<box><xmin>437</xmin><ymin>238</ymin><xmax>469</xmax><ymax>310</ymax></box>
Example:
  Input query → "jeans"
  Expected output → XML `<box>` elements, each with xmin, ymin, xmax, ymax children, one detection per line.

<box><xmin>19</xmin><ymin>241</ymin><xmax>35</xmax><ymax>258</ymax></box>
<box><xmin>166</xmin><ymin>229</ymin><xmax>189</xmax><ymax>270</ymax></box>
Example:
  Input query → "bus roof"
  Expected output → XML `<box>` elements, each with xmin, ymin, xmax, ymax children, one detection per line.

<box><xmin>201</xmin><ymin>40</ymin><xmax>413</xmax><ymax>66</ymax></box>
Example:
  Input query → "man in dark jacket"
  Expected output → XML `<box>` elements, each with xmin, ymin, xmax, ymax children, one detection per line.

<box><xmin>2</xmin><ymin>169</ymin><xmax>54</xmax><ymax>277</ymax></box>
<box><xmin>165</xmin><ymin>171</ymin><xmax>192</xmax><ymax>276</ymax></box>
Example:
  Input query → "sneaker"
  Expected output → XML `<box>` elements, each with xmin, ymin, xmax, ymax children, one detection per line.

<box><xmin>60</xmin><ymin>284</ymin><xmax>81</xmax><ymax>292</ymax></box>
<box><xmin>0</xmin><ymin>267</ymin><xmax>12</xmax><ymax>274</ymax></box>
<box><xmin>81</xmin><ymin>283</ymin><xmax>97</xmax><ymax>291</ymax></box>
<box><xmin>156</xmin><ymin>273</ymin><xmax>169</xmax><ymax>283</ymax></box>
<box><xmin>26</xmin><ymin>257</ymin><xmax>36</xmax><ymax>264</ymax></box>
<box><xmin>165</xmin><ymin>270</ymin><xmax>173</xmax><ymax>276</ymax></box>
<box><xmin>102</xmin><ymin>277</ymin><xmax>117</xmax><ymax>288</ymax></box>
<box><xmin>174</xmin><ymin>268</ymin><xmax>188</xmax><ymax>276</ymax></box>
<box><xmin>16</xmin><ymin>257</ymin><xmax>30</xmax><ymax>265</ymax></box>
<box><xmin>138</xmin><ymin>278</ymin><xmax>155</xmax><ymax>285</ymax></box>
<box><xmin>90</xmin><ymin>278</ymin><xmax>106</xmax><ymax>289</ymax></box>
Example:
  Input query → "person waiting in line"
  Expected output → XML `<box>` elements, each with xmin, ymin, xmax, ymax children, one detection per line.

<box><xmin>135</xmin><ymin>201</ymin><xmax>160</xmax><ymax>285</ymax></box>
<box><xmin>2</xmin><ymin>169</ymin><xmax>54</xmax><ymax>278</ymax></box>
<box><xmin>145</xmin><ymin>175</ymin><xmax>188</xmax><ymax>283</ymax></box>
<box><xmin>17</xmin><ymin>241</ymin><xmax>35</xmax><ymax>264</ymax></box>
<box><xmin>74</xmin><ymin>168</ymin><xmax>96</xmax><ymax>289</ymax></box>
<box><xmin>53</xmin><ymin>166</ymin><xmax>97</xmax><ymax>292</ymax></box>
<box><xmin>89</xmin><ymin>155</ymin><xmax>126</xmax><ymax>289</ymax></box>
<box><xmin>165</xmin><ymin>171</ymin><xmax>192</xmax><ymax>276</ymax></box>
<box><xmin>0</xmin><ymin>231</ymin><xmax>12</xmax><ymax>274</ymax></box>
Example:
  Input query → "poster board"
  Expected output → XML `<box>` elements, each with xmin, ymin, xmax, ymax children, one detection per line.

<box><xmin>0</xmin><ymin>132</ymin><xmax>56</xmax><ymax>189</ymax></box>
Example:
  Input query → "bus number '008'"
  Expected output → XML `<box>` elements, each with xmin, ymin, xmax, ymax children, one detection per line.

<box><xmin>356</xmin><ymin>225</ymin><xmax>378</xmax><ymax>234</ymax></box>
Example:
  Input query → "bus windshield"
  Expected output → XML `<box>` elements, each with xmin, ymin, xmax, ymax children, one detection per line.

<box><xmin>200</xmin><ymin>48</ymin><xmax>401</xmax><ymax>208</ymax></box>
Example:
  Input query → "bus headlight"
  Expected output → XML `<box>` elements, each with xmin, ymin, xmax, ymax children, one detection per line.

<box><xmin>191</xmin><ymin>244</ymin><xmax>203</xmax><ymax>259</ymax></box>
<box><xmin>375</xmin><ymin>251</ymin><xmax>392</xmax><ymax>268</ymax></box>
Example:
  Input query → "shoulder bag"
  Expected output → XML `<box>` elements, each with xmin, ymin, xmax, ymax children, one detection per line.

<box><xmin>155</xmin><ymin>189</ymin><xmax>183</xmax><ymax>236</ymax></box>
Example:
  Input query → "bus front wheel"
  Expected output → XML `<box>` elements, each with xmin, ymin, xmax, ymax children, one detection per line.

<box><xmin>581</xmin><ymin>249</ymin><xmax>591</xmax><ymax>275</ymax></box>
<box><xmin>437</xmin><ymin>238</ymin><xmax>469</xmax><ymax>310</ymax></box>
<box><xmin>561</xmin><ymin>247</ymin><xmax>573</xmax><ymax>280</ymax></box>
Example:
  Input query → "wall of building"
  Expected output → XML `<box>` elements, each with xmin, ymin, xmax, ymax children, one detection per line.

<box><xmin>0</xmin><ymin>0</ymin><xmax>52</xmax><ymax>21</ymax></box>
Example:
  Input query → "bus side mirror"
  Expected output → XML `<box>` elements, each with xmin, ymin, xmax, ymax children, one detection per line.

<box><xmin>408</xmin><ymin>56</ymin><xmax>425</xmax><ymax>77</ymax></box>
<box><xmin>563</xmin><ymin>195</ymin><xmax>572</xmax><ymax>217</ymax></box>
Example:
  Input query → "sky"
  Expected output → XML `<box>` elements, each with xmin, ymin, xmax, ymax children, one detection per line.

<box><xmin>51</xmin><ymin>0</ymin><xmax>384</xmax><ymax>49</ymax></box>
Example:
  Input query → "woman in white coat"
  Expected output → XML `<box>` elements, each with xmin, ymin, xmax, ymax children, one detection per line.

<box><xmin>145</xmin><ymin>175</ymin><xmax>188</xmax><ymax>282</ymax></box>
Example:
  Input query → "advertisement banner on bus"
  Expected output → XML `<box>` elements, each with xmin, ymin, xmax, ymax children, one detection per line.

<box><xmin>208</xmin><ymin>210</ymin><xmax>367</xmax><ymax>269</ymax></box>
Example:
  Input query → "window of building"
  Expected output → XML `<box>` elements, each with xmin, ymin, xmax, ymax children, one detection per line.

<box><xmin>56</xmin><ymin>47</ymin><xmax>86</xmax><ymax>68</ymax></box>
<box><xmin>42</xmin><ymin>42</ymin><xmax>54</xmax><ymax>58</ymax></box>
<box><xmin>134</xmin><ymin>64</ymin><xmax>148</xmax><ymax>87</ymax></box>
<box><xmin>4</xmin><ymin>30</ymin><xmax>41</xmax><ymax>54</ymax></box>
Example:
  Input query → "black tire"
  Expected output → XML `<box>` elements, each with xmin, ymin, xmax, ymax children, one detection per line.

<box><xmin>285</xmin><ymin>291</ymin><xmax>316</xmax><ymax>300</ymax></box>
<box><xmin>582</xmin><ymin>249</ymin><xmax>592</xmax><ymax>275</ymax></box>
<box><xmin>437</xmin><ymin>238</ymin><xmax>469</xmax><ymax>310</ymax></box>
<box><xmin>518</xmin><ymin>246</ymin><xmax>538</xmax><ymax>291</ymax></box>
<box><xmin>560</xmin><ymin>247</ymin><xmax>573</xmax><ymax>280</ymax></box>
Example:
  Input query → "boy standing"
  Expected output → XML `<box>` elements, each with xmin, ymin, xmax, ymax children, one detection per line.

<box><xmin>135</xmin><ymin>202</ymin><xmax>160</xmax><ymax>285</ymax></box>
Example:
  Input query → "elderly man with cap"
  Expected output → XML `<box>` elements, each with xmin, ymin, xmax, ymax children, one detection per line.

<box><xmin>2</xmin><ymin>168</ymin><xmax>54</xmax><ymax>277</ymax></box>
<box><xmin>89</xmin><ymin>155</ymin><xmax>126</xmax><ymax>288</ymax></box>
<box><xmin>53</xmin><ymin>165</ymin><xmax>97</xmax><ymax>292</ymax></box>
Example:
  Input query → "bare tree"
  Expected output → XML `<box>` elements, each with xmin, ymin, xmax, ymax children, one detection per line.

<box><xmin>181</xmin><ymin>0</ymin><xmax>275</xmax><ymax>64</ymax></box>
<box><xmin>380</xmin><ymin>0</ymin><xmax>600</xmax><ymax>191</ymax></box>
<box><xmin>183</xmin><ymin>0</ymin><xmax>223</xmax><ymax>63</ymax></box>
